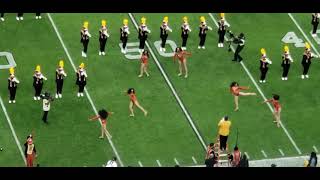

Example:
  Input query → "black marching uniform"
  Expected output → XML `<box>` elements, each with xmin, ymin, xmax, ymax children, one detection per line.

<box><xmin>160</xmin><ymin>24</ymin><xmax>172</xmax><ymax>50</ymax></box>
<box><xmin>80</xmin><ymin>28</ymin><xmax>90</xmax><ymax>55</ymax></box>
<box><xmin>99</xmin><ymin>27</ymin><xmax>109</xmax><ymax>54</ymax></box>
<box><xmin>138</xmin><ymin>25</ymin><xmax>149</xmax><ymax>50</ymax></box>
<box><xmin>8</xmin><ymin>76</ymin><xmax>19</xmax><ymax>102</ymax></box>
<box><xmin>311</xmin><ymin>13</ymin><xmax>319</xmax><ymax>35</ymax></box>
<box><xmin>233</xmin><ymin>34</ymin><xmax>245</xmax><ymax>62</ymax></box>
<box><xmin>56</xmin><ymin>68</ymin><xmax>66</xmax><ymax>97</ymax></box>
<box><xmin>181</xmin><ymin>24</ymin><xmax>191</xmax><ymax>49</ymax></box>
<box><xmin>260</xmin><ymin>58</ymin><xmax>271</xmax><ymax>82</ymax></box>
<box><xmin>120</xmin><ymin>25</ymin><xmax>129</xmax><ymax>51</ymax></box>
<box><xmin>198</xmin><ymin>24</ymin><xmax>210</xmax><ymax>48</ymax></box>
<box><xmin>0</xmin><ymin>13</ymin><xmax>4</xmax><ymax>21</ymax></box>
<box><xmin>218</xmin><ymin>20</ymin><xmax>227</xmax><ymax>45</ymax></box>
<box><xmin>281</xmin><ymin>53</ymin><xmax>292</xmax><ymax>79</ymax></box>
<box><xmin>76</xmin><ymin>70</ymin><xmax>87</xmax><ymax>95</ymax></box>
<box><xmin>301</xmin><ymin>51</ymin><xmax>314</xmax><ymax>76</ymax></box>
<box><xmin>33</xmin><ymin>73</ymin><xmax>46</xmax><ymax>99</ymax></box>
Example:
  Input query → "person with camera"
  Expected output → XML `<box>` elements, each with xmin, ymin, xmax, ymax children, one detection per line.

<box><xmin>230</xmin><ymin>32</ymin><xmax>245</xmax><ymax>62</ymax></box>
<box><xmin>8</xmin><ymin>67</ymin><xmax>20</xmax><ymax>104</ymax></box>
<box><xmin>259</xmin><ymin>48</ymin><xmax>272</xmax><ymax>83</ymax></box>
<box><xmin>33</xmin><ymin>65</ymin><xmax>47</xmax><ymax>101</ymax></box>
<box><xmin>41</xmin><ymin>92</ymin><xmax>54</xmax><ymax>124</ymax></box>
<box><xmin>55</xmin><ymin>60</ymin><xmax>67</xmax><ymax>99</ymax></box>
<box><xmin>217</xmin><ymin>13</ymin><xmax>230</xmax><ymax>48</ymax></box>
<box><xmin>198</xmin><ymin>16</ymin><xmax>212</xmax><ymax>49</ymax></box>
<box><xmin>181</xmin><ymin>16</ymin><xmax>191</xmax><ymax>50</ymax></box>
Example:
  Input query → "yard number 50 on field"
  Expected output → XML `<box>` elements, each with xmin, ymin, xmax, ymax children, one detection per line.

<box><xmin>282</xmin><ymin>31</ymin><xmax>320</xmax><ymax>47</ymax></box>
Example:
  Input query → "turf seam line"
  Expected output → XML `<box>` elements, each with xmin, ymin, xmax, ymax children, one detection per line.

<box><xmin>46</xmin><ymin>13</ymin><xmax>124</xmax><ymax>167</ymax></box>
<box><xmin>261</xmin><ymin>150</ymin><xmax>268</xmax><ymax>158</ymax></box>
<box><xmin>156</xmin><ymin>160</ymin><xmax>162</xmax><ymax>167</ymax></box>
<box><xmin>278</xmin><ymin>149</ymin><xmax>285</xmax><ymax>156</ymax></box>
<box><xmin>313</xmin><ymin>146</ymin><xmax>318</xmax><ymax>153</ymax></box>
<box><xmin>128</xmin><ymin>13</ymin><xmax>207</xmax><ymax>150</ymax></box>
<box><xmin>174</xmin><ymin>158</ymin><xmax>180</xmax><ymax>165</ymax></box>
<box><xmin>0</xmin><ymin>97</ymin><xmax>27</xmax><ymax>165</ymax></box>
<box><xmin>192</xmin><ymin>156</ymin><xmax>198</xmax><ymax>164</ymax></box>
<box><xmin>209</xmin><ymin>13</ymin><xmax>302</xmax><ymax>155</ymax></box>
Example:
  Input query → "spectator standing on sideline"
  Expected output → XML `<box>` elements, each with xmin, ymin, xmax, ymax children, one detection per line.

<box><xmin>218</xmin><ymin>116</ymin><xmax>231</xmax><ymax>152</ymax></box>
<box><xmin>205</xmin><ymin>143</ymin><xmax>214</xmax><ymax>159</ymax></box>
<box><xmin>311</xmin><ymin>13</ymin><xmax>319</xmax><ymax>37</ymax></box>
<box><xmin>231</xmin><ymin>146</ymin><xmax>241</xmax><ymax>167</ymax></box>
<box><xmin>307</xmin><ymin>152</ymin><xmax>317</xmax><ymax>167</ymax></box>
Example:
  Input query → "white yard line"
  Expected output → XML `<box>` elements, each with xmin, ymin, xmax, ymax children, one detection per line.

<box><xmin>128</xmin><ymin>13</ymin><xmax>207</xmax><ymax>150</ymax></box>
<box><xmin>208</xmin><ymin>13</ymin><xmax>302</xmax><ymax>155</ymax></box>
<box><xmin>174</xmin><ymin>158</ymin><xmax>180</xmax><ymax>165</ymax></box>
<box><xmin>47</xmin><ymin>13</ymin><xmax>123</xmax><ymax>167</ymax></box>
<box><xmin>0</xmin><ymin>96</ymin><xmax>26</xmax><ymax>165</ymax></box>
<box><xmin>261</xmin><ymin>150</ymin><xmax>268</xmax><ymax>158</ymax></box>
<box><xmin>279</xmin><ymin>149</ymin><xmax>285</xmax><ymax>156</ymax></box>
<box><xmin>156</xmin><ymin>160</ymin><xmax>162</xmax><ymax>167</ymax></box>
<box><xmin>192</xmin><ymin>156</ymin><xmax>198</xmax><ymax>164</ymax></box>
<box><xmin>313</xmin><ymin>146</ymin><xmax>318</xmax><ymax>153</ymax></box>
<box><xmin>138</xmin><ymin>161</ymin><xmax>143</xmax><ymax>167</ymax></box>
<box><xmin>244</xmin><ymin>152</ymin><xmax>250</xmax><ymax>159</ymax></box>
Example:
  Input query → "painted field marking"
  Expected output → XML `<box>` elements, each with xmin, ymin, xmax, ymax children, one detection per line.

<box><xmin>192</xmin><ymin>156</ymin><xmax>198</xmax><ymax>164</ymax></box>
<box><xmin>128</xmin><ymin>13</ymin><xmax>207</xmax><ymax>150</ymax></box>
<box><xmin>209</xmin><ymin>13</ymin><xmax>302</xmax><ymax>155</ymax></box>
<box><xmin>0</xmin><ymin>96</ymin><xmax>26</xmax><ymax>165</ymax></box>
<box><xmin>279</xmin><ymin>149</ymin><xmax>285</xmax><ymax>156</ymax></box>
<box><xmin>174</xmin><ymin>158</ymin><xmax>180</xmax><ymax>165</ymax></box>
<box><xmin>138</xmin><ymin>161</ymin><xmax>143</xmax><ymax>167</ymax></box>
<box><xmin>47</xmin><ymin>13</ymin><xmax>123</xmax><ymax>167</ymax></box>
<box><xmin>156</xmin><ymin>160</ymin><xmax>162</xmax><ymax>167</ymax></box>
<box><xmin>313</xmin><ymin>146</ymin><xmax>318</xmax><ymax>153</ymax></box>
<box><xmin>261</xmin><ymin>150</ymin><xmax>268</xmax><ymax>158</ymax></box>
<box><xmin>244</xmin><ymin>152</ymin><xmax>250</xmax><ymax>159</ymax></box>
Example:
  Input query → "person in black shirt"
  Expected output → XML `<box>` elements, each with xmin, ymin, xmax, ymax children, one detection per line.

<box><xmin>35</xmin><ymin>13</ymin><xmax>41</xmax><ymax>19</ymax></box>
<box><xmin>76</xmin><ymin>63</ymin><xmax>87</xmax><ymax>97</ymax></box>
<box><xmin>198</xmin><ymin>16</ymin><xmax>212</xmax><ymax>49</ymax></box>
<box><xmin>232</xmin><ymin>33</ymin><xmax>245</xmax><ymax>62</ymax></box>
<box><xmin>281</xmin><ymin>46</ymin><xmax>293</xmax><ymax>81</ymax></box>
<box><xmin>0</xmin><ymin>13</ymin><xmax>4</xmax><ymax>21</ymax></box>
<box><xmin>80</xmin><ymin>21</ymin><xmax>91</xmax><ymax>57</ymax></box>
<box><xmin>159</xmin><ymin>16</ymin><xmax>172</xmax><ymax>52</ymax></box>
<box><xmin>120</xmin><ymin>19</ymin><xmax>130</xmax><ymax>54</ymax></box>
<box><xmin>8</xmin><ymin>67</ymin><xmax>20</xmax><ymax>104</ymax></box>
<box><xmin>301</xmin><ymin>42</ymin><xmax>319</xmax><ymax>79</ymax></box>
<box><xmin>33</xmin><ymin>65</ymin><xmax>47</xmax><ymax>101</ymax></box>
<box><xmin>259</xmin><ymin>48</ymin><xmax>272</xmax><ymax>83</ymax></box>
<box><xmin>55</xmin><ymin>60</ymin><xmax>67</xmax><ymax>99</ymax></box>
<box><xmin>311</xmin><ymin>13</ymin><xmax>319</xmax><ymax>37</ymax></box>
<box><xmin>138</xmin><ymin>17</ymin><xmax>151</xmax><ymax>53</ymax></box>
<box><xmin>181</xmin><ymin>16</ymin><xmax>192</xmax><ymax>50</ymax></box>
<box><xmin>99</xmin><ymin>20</ymin><xmax>110</xmax><ymax>56</ymax></box>
<box><xmin>16</xmin><ymin>13</ymin><xmax>23</xmax><ymax>21</ymax></box>
<box><xmin>217</xmin><ymin>13</ymin><xmax>230</xmax><ymax>48</ymax></box>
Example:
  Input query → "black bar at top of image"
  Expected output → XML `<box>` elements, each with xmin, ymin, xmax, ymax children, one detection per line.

<box><xmin>0</xmin><ymin>0</ymin><xmax>320</xmax><ymax>12</ymax></box>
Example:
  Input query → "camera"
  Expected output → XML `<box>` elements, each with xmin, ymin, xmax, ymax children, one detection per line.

<box><xmin>40</xmin><ymin>92</ymin><xmax>54</xmax><ymax>101</ymax></box>
<box><xmin>226</xmin><ymin>31</ymin><xmax>245</xmax><ymax>52</ymax></box>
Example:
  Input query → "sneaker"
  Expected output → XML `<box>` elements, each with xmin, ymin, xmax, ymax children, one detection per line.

<box><xmin>163</xmin><ymin>48</ymin><xmax>166</xmax><ymax>52</ymax></box>
<box><xmin>221</xmin><ymin>43</ymin><xmax>224</xmax><ymax>47</ymax></box>
<box><xmin>9</xmin><ymin>100</ymin><xmax>12</xmax><ymax>104</ymax></box>
<box><xmin>38</xmin><ymin>16</ymin><xmax>42</xmax><ymax>19</ymax></box>
<box><xmin>312</xmin><ymin>34</ymin><xmax>317</xmax><ymax>37</ymax></box>
<box><xmin>34</xmin><ymin>96</ymin><xmax>37</xmax><ymax>100</ymax></box>
<box><xmin>301</xmin><ymin>75</ymin><xmax>305</xmax><ymax>79</ymax></box>
<box><xmin>80</xmin><ymin>93</ymin><xmax>84</xmax><ymax>97</ymax></box>
<box><xmin>12</xmin><ymin>100</ymin><xmax>16</xmax><ymax>103</ymax></box>
<box><xmin>181</xmin><ymin>47</ymin><xmax>186</xmax><ymax>50</ymax></box>
<box><xmin>159</xmin><ymin>47</ymin><xmax>162</xmax><ymax>52</ymax></box>
<box><xmin>178</xmin><ymin>73</ymin><xmax>182</xmax><ymax>76</ymax></box>
<box><xmin>20</xmin><ymin>17</ymin><xmax>23</xmax><ymax>20</ymax></box>
<box><xmin>259</xmin><ymin>80</ymin><xmax>263</xmax><ymax>83</ymax></box>
<box><xmin>184</xmin><ymin>74</ymin><xmax>188</xmax><ymax>78</ymax></box>
<box><xmin>16</xmin><ymin>17</ymin><xmax>19</xmax><ymax>21</ymax></box>
<box><xmin>37</xmin><ymin>96</ymin><xmax>41</xmax><ymax>100</ymax></box>
<box><xmin>36</xmin><ymin>16</ymin><xmax>38</xmax><ymax>19</ymax></box>
<box><xmin>198</xmin><ymin>46</ymin><xmax>201</xmax><ymax>49</ymax></box>
<box><xmin>146</xmin><ymin>73</ymin><xmax>150</xmax><ymax>77</ymax></box>
<box><xmin>59</xmin><ymin>94</ymin><xmax>62</xmax><ymax>98</ymax></box>
<box><xmin>263</xmin><ymin>80</ymin><xmax>266</xmax><ymax>83</ymax></box>
<box><xmin>305</xmin><ymin>75</ymin><xmax>309</xmax><ymax>78</ymax></box>
<box><xmin>81</xmin><ymin>51</ymin><xmax>85</xmax><ymax>57</ymax></box>
<box><xmin>138</xmin><ymin>74</ymin><xmax>143</xmax><ymax>78</ymax></box>
<box><xmin>218</xmin><ymin>43</ymin><xmax>220</xmax><ymax>47</ymax></box>
<box><xmin>0</xmin><ymin>18</ymin><xmax>4</xmax><ymax>21</ymax></box>
<box><xmin>102</xmin><ymin>52</ymin><xmax>105</xmax><ymax>56</ymax></box>
<box><xmin>83</xmin><ymin>53</ymin><xmax>87</xmax><ymax>58</ymax></box>
<box><xmin>55</xmin><ymin>94</ymin><xmax>58</xmax><ymax>99</ymax></box>
<box><xmin>99</xmin><ymin>51</ymin><xmax>102</xmax><ymax>56</ymax></box>
<box><xmin>285</xmin><ymin>77</ymin><xmax>288</xmax><ymax>80</ymax></box>
<box><xmin>202</xmin><ymin>46</ymin><xmax>205</xmax><ymax>49</ymax></box>
<box><xmin>281</xmin><ymin>77</ymin><xmax>284</xmax><ymax>80</ymax></box>
<box><xmin>77</xmin><ymin>93</ymin><xmax>80</xmax><ymax>97</ymax></box>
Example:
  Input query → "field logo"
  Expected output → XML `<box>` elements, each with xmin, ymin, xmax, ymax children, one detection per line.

<box><xmin>282</xmin><ymin>32</ymin><xmax>305</xmax><ymax>47</ymax></box>
<box><xmin>153</xmin><ymin>40</ymin><xmax>177</xmax><ymax>57</ymax></box>
<box><xmin>310</xmin><ymin>30</ymin><xmax>320</xmax><ymax>45</ymax></box>
<box><xmin>0</xmin><ymin>52</ymin><xmax>16</xmax><ymax>69</ymax></box>
<box><xmin>120</xmin><ymin>40</ymin><xmax>178</xmax><ymax>60</ymax></box>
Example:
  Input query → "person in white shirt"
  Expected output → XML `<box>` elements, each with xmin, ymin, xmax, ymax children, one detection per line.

<box><xmin>41</xmin><ymin>92</ymin><xmax>54</xmax><ymax>124</ymax></box>
<box><xmin>104</xmin><ymin>157</ymin><xmax>118</xmax><ymax>167</ymax></box>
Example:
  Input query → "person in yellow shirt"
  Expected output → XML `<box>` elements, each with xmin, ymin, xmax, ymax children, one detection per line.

<box><xmin>218</xmin><ymin>116</ymin><xmax>231</xmax><ymax>151</ymax></box>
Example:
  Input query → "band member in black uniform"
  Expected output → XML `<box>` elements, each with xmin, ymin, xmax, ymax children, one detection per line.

<box><xmin>138</xmin><ymin>17</ymin><xmax>151</xmax><ymax>53</ymax></box>
<box><xmin>301</xmin><ymin>42</ymin><xmax>319</xmax><ymax>79</ymax></box>
<box><xmin>217</xmin><ymin>13</ymin><xmax>230</xmax><ymax>48</ymax></box>
<box><xmin>80</xmin><ymin>21</ymin><xmax>91</xmax><ymax>57</ymax></box>
<box><xmin>259</xmin><ymin>48</ymin><xmax>272</xmax><ymax>83</ymax></box>
<box><xmin>8</xmin><ymin>67</ymin><xmax>20</xmax><ymax>104</ymax></box>
<box><xmin>181</xmin><ymin>16</ymin><xmax>192</xmax><ymax>50</ymax></box>
<box><xmin>198</xmin><ymin>16</ymin><xmax>212</xmax><ymax>49</ymax></box>
<box><xmin>0</xmin><ymin>13</ymin><xmax>4</xmax><ymax>21</ymax></box>
<box><xmin>120</xmin><ymin>19</ymin><xmax>130</xmax><ymax>54</ymax></box>
<box><xmin>35</xmin><ymin>13</ymin><xmax>41</xmax><ymax>19</ymax></box>
<box><xmin>311</xmin><ymin>13</ymin><xmax>319</xmax><ymax>37</ymax></box>
<box><xmin>159</xmin><ymin>16</ymin><xmax>172</xmax><ymax>52</ymax></box>
<box><xmin>281</xmin><ymin>46</ymin><xmax>293</xmax><ymax>81</ymax></box>
<box><xmin>231</xmin><ymin>33</ymin><xmax>245</xmax><ymax>62</ymax></box>
<box><xmin>16</xmin><ymin>13</ymin><xmax>23</xmax><ymax>21</ymax></box>
<box><xmin>55</xmin><ymin>60</ymin><xmax>67</xmax><ymax>99</ymax></box>
<box><xmin>76</xmin><ymin>63</ymin><xmax>87</xmax><ymax>97</ymax></box>
<box><xmin>33</xmin><ymin>65</ymin><xmax>47</xmax><ymax>101</ymax></box>
<box><xmin>99</xmin><ymin>20</ymin><xmax>110</xmax><ymax>56</ymax></box>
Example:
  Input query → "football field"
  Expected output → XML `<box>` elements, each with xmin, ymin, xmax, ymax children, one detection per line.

<box><xmin>0</xmin><ymin>13</ymin><xmax>319</xmax><ymax>167</ymax></box>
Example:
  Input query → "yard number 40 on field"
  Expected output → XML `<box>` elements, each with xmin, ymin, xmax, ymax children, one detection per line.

<box><xmin>0</xmin><ymin>52</ymin><xmax>16</xmax><ymax>69</ymax></box>
<box><xmin>282</xmin><ymin>31</ymin><xmax>320</xmax><ymax>47</ymax></box>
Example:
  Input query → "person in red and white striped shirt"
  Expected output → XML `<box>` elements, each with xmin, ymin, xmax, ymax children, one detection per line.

<box><xmin>263</xmin><ymin>94</ymin><xmax>281</xmax><ymax>128</ymax></box>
